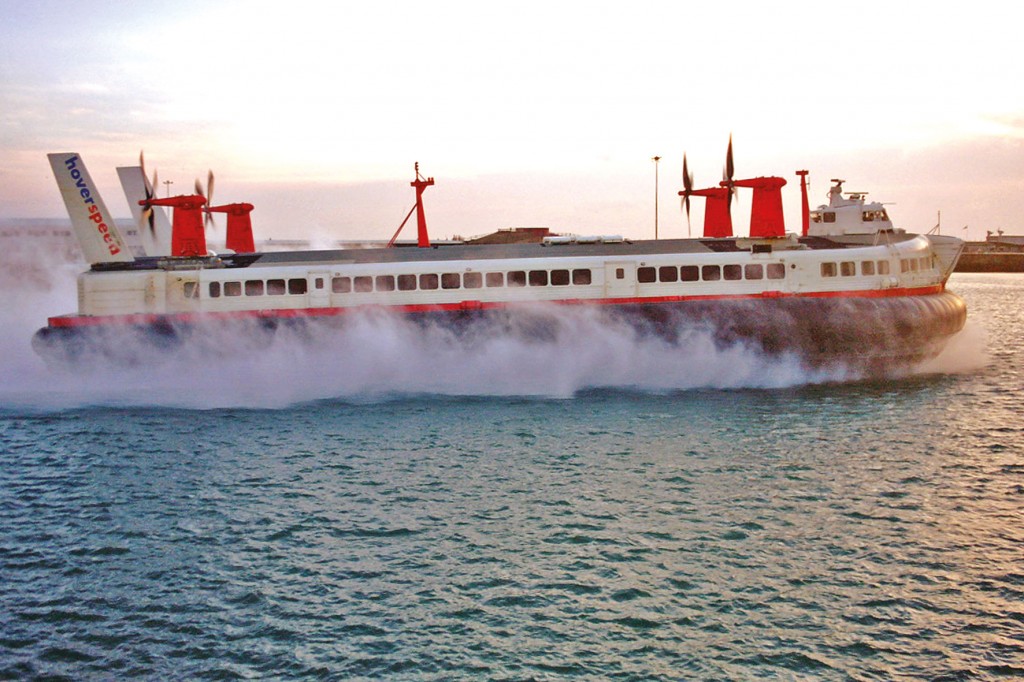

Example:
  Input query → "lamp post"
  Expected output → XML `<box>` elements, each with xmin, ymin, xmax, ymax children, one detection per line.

<box><xmin>652</xmin><ymin>155</ymin><xmax>661</xmax><ymax>239</ymax></box>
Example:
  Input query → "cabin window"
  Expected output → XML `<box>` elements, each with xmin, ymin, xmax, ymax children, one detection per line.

<box><xmin>878</xmin><ymin>260</ymin><xmax>891</xmax><ymax>275</ymax></box>
<box><xmin>744</xmin><ymin>264</ymin><xmax>763</xmax><ymax>280</ymax></box>
<box><xmin>353</xmin><ymin>276</ymin><xmax>373</xmax><ymax>292</ymax></box>
<box><xmin>398</xmin><ymin>274</ymin><xmax>417</xmax><ymax>291</ymax></box>
<box><xmin>332</xmin><ymin>276</ymin><xmax>351</xmax><ymax>293</ymax></box>
<box><xmin>766</xmin><ymin>263</ymin><xmax>785</xmax><ymax>280</ymax></box>
<box><xmin>225</xmin><ymin>281</ymin><xmax>242</xmax><ymax>297</ymax></box>
<box><xmin>464</xmin><ymin>272</ymin><xmax>483</xmax><ymax>289</ymax></box>
<box><xmin>441</xmin><ymin>273</ymin><xmax>461</xmax><ymax>289</ymax></box>
<box><xmin>810</xmin><ymin>211</ymin><xmax>822</xmax><ymax>223</ymax></box>
<box><xmin>245</xmin><ymin>280</ymin><xmax>265</xmax><ymax>296</ymax></box>
<box><xmin>572</xmin><ymin>269</ymin><xmax>592</xmax><ymax>285</ymax></box>
<box><xmin>900</xmin><ymin>259</ymin><xmax>910</xmax><ymax>273</ymax></box>
<box><xmin>508</xmin><ymin>271</ymin><xmax>527</xmax><ymax>287</ymax></box>
<box><xmin>823</xmin><ymin>212</ymin><xmax>836</xmax><ymax>223</ymax></box>
<box><xmin>840</xmin><ymin>261</ymin><xmax>855</xmax><ymax>276</ymax></box>
<box><xmin>659</xmin><ymin>266</ymin><xmax>678</xmax><ymax>282</ymax></box>
<box><xmin>183</xmin><ymin>281</ymin><xmax>199</xmax><ymax>299</ymax></box>
<box><xmin>550</xmin><ymin>269</ymin><xmax>570</xmax><ymax>286</ymax></box>
<box><xmin>638</xmin><ymin>267</ymin><xmax>656</xmax><ymax>283</ymax></box>
<box><xmin>861</xmin><ymin>261</ymin><xmax>875</xmax><ymax>276</ymax></box>
<box><xmin>680</xmin><ymin>265</ymin><xmax>699</xmax><ymax>282</ymax></box>
<box><xmin>419</xmin><ymin>273</ymin><xmax>439</xmax><ymax>290</ymax></box>
<box><xmin>375</xmin><ymin>275</ymin><xmax>395</xmax><ymax>292</ymax></box>
<box><xmin>702</xmin><ymin>265</ymin><xmax>721</xmax><ymax>281</ymax></box>
<box><xmin>209</xmin><ymin>282</ymin><xmax>221</xmax><ymax>298</ymax></box>
<box><xmin>920</xmin><ymin>257</ymin><xmax>931</xmax><ymax>270</ymax></box>
<box><xmin>723</xmin><ymin>264</ymin><xmax>742</xmax><ymax>281</ymax></box>
<box><xmin>529</xmin><ymin>270</ymin><xmax>548</xmax><ymax>286</ymax></box>
<box><xmin>486</xmin><ymin>272</ymin><xmax>505</xmax><ymax>287</ymax></box>
<box><xmin>821</xmin><ymin>262</ymin><xmax>837</xmax><ymax>277</ymax></box>
<box><xmin>910</xmin><ymin>259</ymin><xmax>919</xmax><ymax>272</ymax></box>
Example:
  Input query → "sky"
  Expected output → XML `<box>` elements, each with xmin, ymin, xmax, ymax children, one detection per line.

<box><xmin>2</xmin><ymin>0</ymin><xmax>1023</xmax><ymax>243</ymax></box>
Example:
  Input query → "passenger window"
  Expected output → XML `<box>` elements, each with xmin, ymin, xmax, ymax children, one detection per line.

<box><xmin>441</xmin><ymin>273</ymin><xmax>461</xmax><ymax>289</ymax></box>
<box><xmin>529</xmin><ymin>270</ymin><xmax>548</xmax><ymax>286</ymax></box>
<box><xmin>744</xmin><ymin>264</ymin><xmax>763</xmax><ymax>280</ymax></box>
<box><xmin>821</xmin><ymin>263</ymin><xmax>837</xmax><ymax>277</ymax></box>
<box><xmin>463</xmin><ymin>272</ymin><xmax>482</xmax><ymax>289</ymax></box>
<box><xmin>878</xmin><ymin>260</ymin><xmax>890</xmax><ymax>275</ymax></box>
<box><xmin>209</xmin><ymin>282</ymin><xmax>221</xmax><ymax>298</ymax></box>
<box><xmin>289</xmin><ymin>279</ymin><xmax>307</xmax><ymax>295</ymax></box>
<box><xmin>397</xmin><ymin>274</ymin><xmax>417</xmax><ymax>291</ymax></box>
<box><xmin>183</xmin><ymin>281</ymin><xmax>199</xmax><ymax>299</ymax></box>
<box><xmin>354</xmin><ymin>276</ymin><xmax>373</xmax><ymax>292</ymax></box>
<box><xmin>419</xmin><ymin>273</ymin><xmax>439</xmax><ymax>290</ymax></box>
<box><xmin>550</xmin><ymin>270</ymin><xmax>570</xmax><ymax>286</ymax></box>
<box><xmin>702</xmin><ymin>265</ymin><xmax>721</xmax><ymax>281</ymax></box>
<box><xmin>861</xmin><ymin>261</ymin><xmax>875</xmax><ymax>276</ymax></box>
<box><xmin>508</xmin><ymin>271</ymin><xmax>526</xmax><ymax>287</ymax></box>
<box><xmin>245</xmin><ymin>280</ymin><xmax>264</xmax><ymax>296</ymax></box>
<box><xmin>224</xmin><ymin>281</ymin><xmax>242</xmax><ymax>297</ymax></box>
<box><xmin>659</xmin><ymin>266</ymin><xmax>678</xmax><ymax>282</ymax></box>
<box><xmin>840</xmin><ymin>261</ymin><xmax>855</xmax><ymax>276</ymax></box>
<box><xmin>267</xmin><ymin>279</ymin><xmax>286</xmax><ymax>295</ymax></box>
<box><xmin>723</xmin><ymin>264</ymin><xmax>742</xmax><ymax>281</ymax></box>
<box><xmin>638</xmin><ymin>267</ymin><xmax>656</xmax><ymax>283</ymax></box>
<box><xmin>572</xmin><ymin>269</ymin><xmax>592</xmax><ymax>285</ymax></box>
<box><xmin>332</xmin><ymin>276</ymin><xmax>351</xmax><ymax>293</ymax></box>
<box><xmin>680</xmin><ymin>265</ymin><xmax>699</xmax><ymax>281</ymax></box>
<box><xmin>376</xmin><ymin>275</ymin><xmax>395</xmax><ymax>291</ymax></box>
<box><xmin>485</xmin><ymin>272</ymin><xmax>504</xmax><ymax>287</ymax></box>
<box><xmin>766</xmin><ymin>263</ymin><xmax>786</xmax><ymax>279</ymax></box>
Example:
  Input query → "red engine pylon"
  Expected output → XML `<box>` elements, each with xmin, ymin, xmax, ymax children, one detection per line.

<box><xmin>688</xmin><ymin>187</ymin><xmax>734</xmax><ymax>238</ymax></box>
<box><xmin>731</xmin><ymin>176</ymin><xmax>787</xmax><ymax>238</ymax></box>
<box><xmin>207</xmin><ymin>202</ymin><xmax>256</xmax><ymax>253</ymax></box>
<box><xmin>142</xmin><ymin>194</ymin><xmax>207</xmax><ymax>257</ymax></box>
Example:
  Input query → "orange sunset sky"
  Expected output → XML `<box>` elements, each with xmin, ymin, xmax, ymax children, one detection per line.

<box><xmin>2</xmin><ymin>0</ymin><xmax>1022</xmax><ymax>243</ymax></box>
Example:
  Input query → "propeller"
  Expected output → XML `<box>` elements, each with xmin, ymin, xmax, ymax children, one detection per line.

<box><xmin>680</xmin><ymin>153</ymin><xmax>694</xmax><ymax>237</ymax></box>
<box><xmin>138</xmin><ymin>150</ymin><xmax>159</xmax><ymax>235</ymax></box>
<box><xmin>722</xmin><ymin>134</ymin><xmax>737</xmax><ymax>217</ymax></box>
<box><xmin>194</xmin><ymin>170</ymin><xmax>216</xmax><ymax>229</ymax></box>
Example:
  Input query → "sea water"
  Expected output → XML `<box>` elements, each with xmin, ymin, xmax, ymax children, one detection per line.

<box><xmin>0</xmin><ymin>272</ymin><xmax>1021</xmax><ymax>680</ymax></box>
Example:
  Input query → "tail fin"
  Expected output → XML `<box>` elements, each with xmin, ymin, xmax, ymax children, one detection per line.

<box><xmin>48</xmin><ymin>153</ymin><xmax>134</xmax><ymax>264</ymax></box>
<box><xmin>116</xmin><ymin>165</ymin><xmax>172</xmax><ymax>256</ymax></box>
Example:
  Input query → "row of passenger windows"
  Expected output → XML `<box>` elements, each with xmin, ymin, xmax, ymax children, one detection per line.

<box><xmin>820</xmin><ymin>256</ymin><xmax>931</xmax><ymax>278</ymax></box>
<box><xmin>638</xmin><ymin>263</ymin><xmax>785</xmax><ymax>284</ymax></box>
<box><xmin>331</xmin><ymin>268</ymin><xmax>593</xmax><ymax>293</ymax></box>
<box><xmin>194</xmin><ymin>255</ymin><xmax>929</xmax><ymax>299</ymax></box>
<box><xmin>206</xmin><ymin>278</ymin><xmax>309</xmax><ymax>298</ymax></box>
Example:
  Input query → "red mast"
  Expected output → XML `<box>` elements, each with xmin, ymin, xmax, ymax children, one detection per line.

<box><xmin>411</xmin><ymin>162</ymin><xmax>434</xmax><ymax>248</ymax></box>
<box><xmin>796</xmin><ymin>170</ymin><xmax>810</xmax><ymax>236</ymax></box>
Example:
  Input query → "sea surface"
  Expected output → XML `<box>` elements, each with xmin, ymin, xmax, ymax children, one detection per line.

<box><xmin>1</xmin><ymin>272</ymin><xmax>1022</xmax><ymax>680</ymax></box>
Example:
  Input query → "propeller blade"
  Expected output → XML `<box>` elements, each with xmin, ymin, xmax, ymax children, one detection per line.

<box><xmin>138</xmin><ymin>150</ymin><xmax>158</xmax><ymax>234</ymax></box>
<box><xmin>203</xmin><ymin>170</ymin><xmax>216</xmax><ymax>229</ymax></box>
<box><xmin>723</xmin><ymin>134</ymin><xmax>736</xmax><ymax>218</ymax></box>
<box><xmin>681</xmin><ymin>153</ymin><xmax>693</xmax><ymax>236</ymax></box>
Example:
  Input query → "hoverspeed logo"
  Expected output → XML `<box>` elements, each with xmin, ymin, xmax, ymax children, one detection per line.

<box><xmin>63</xmin><ymin>155</ymin><xmax>121</xmax><ymax>255</ymax></box>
